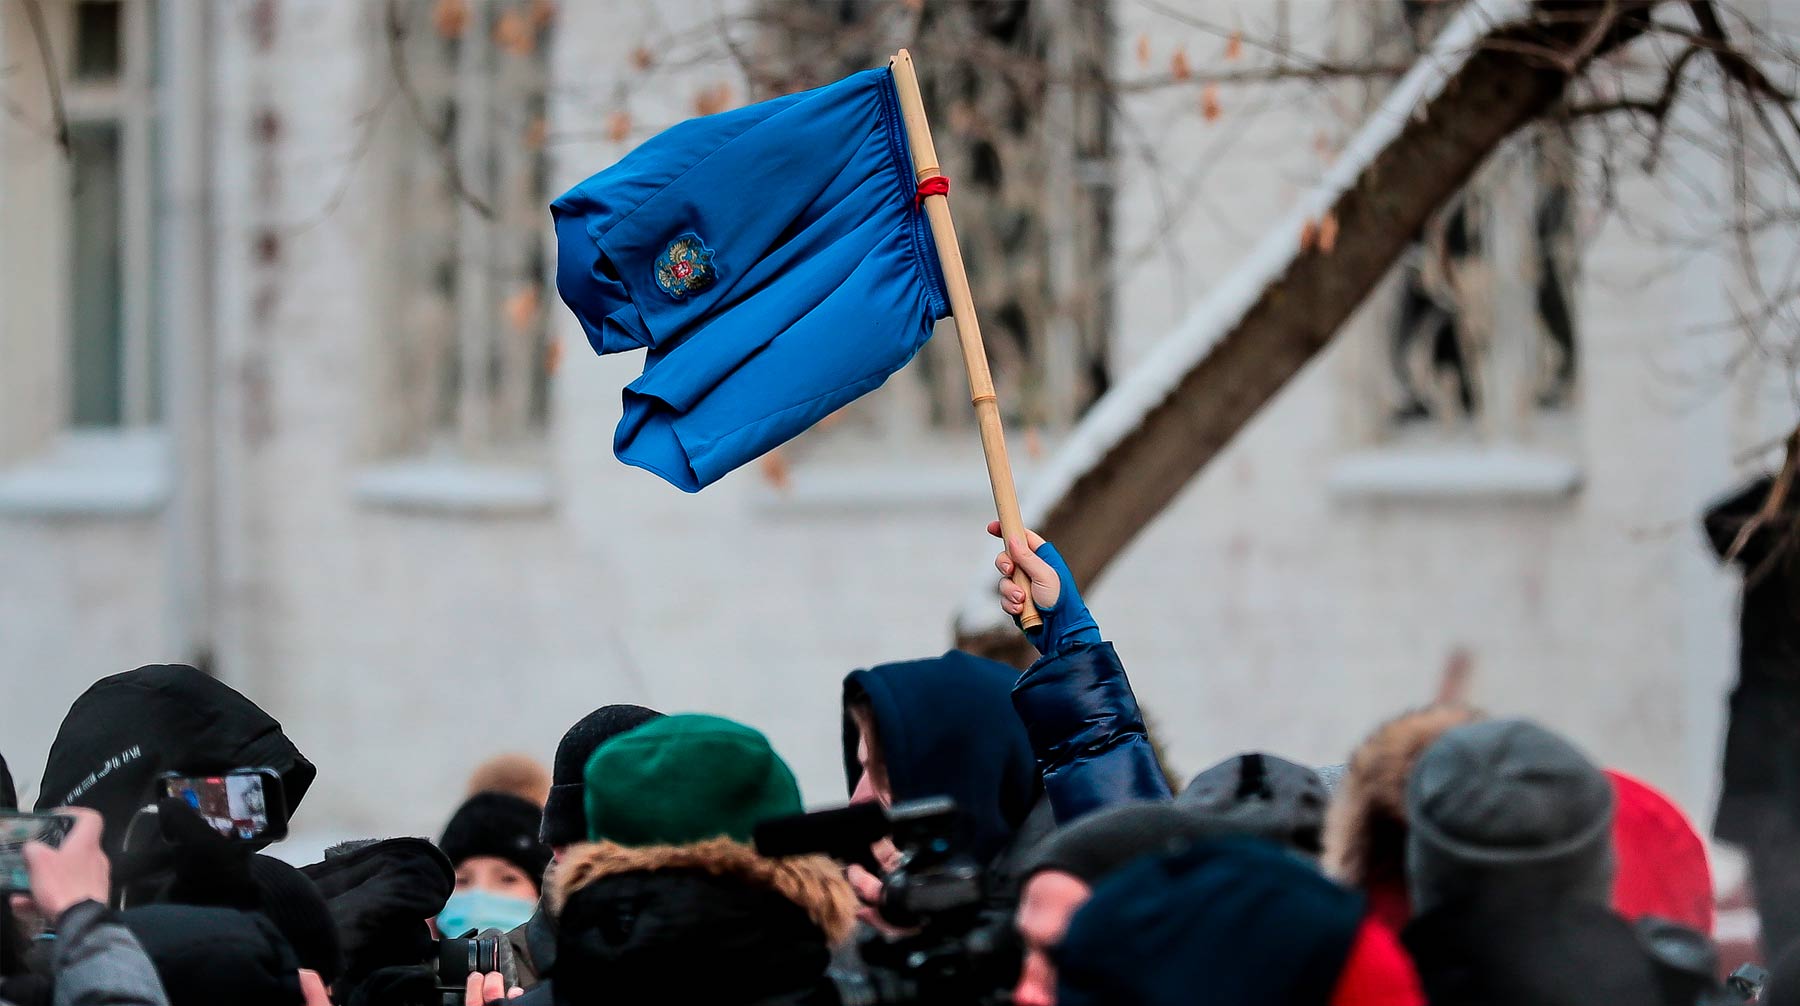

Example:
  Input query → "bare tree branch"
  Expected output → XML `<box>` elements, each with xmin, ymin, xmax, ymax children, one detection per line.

<box><xmin>385</xmin><ymin>0</ymin><xmax>494</xmax><ymax>220</ymax></box>
<box><xmin>1117</xmin><ymin>61</ymin><xmax>1411</xmax><ymax>91</ymax></box>
<box><xmin>1688</xmin><ymin>1</ymin><xmax>1798</xmax><ymax>102</ymax></box>
<box><xmin>1564</xmin><ymin>41</ymin><xmax>1703</xmax><ymax>169</ymax></box>
<box><xmin>20</xmin><ymin>0</ymin><xmax>69</xmax><ymax>157</ymax></box>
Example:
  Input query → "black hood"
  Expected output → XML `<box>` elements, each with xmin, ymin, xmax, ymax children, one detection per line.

<box><xmin>841</xmin><ymin>651</ymin><xmax>1038</xmax><ymax>865</ymax></box>
<box><xmin>303</xmin><ymin>838</ymin><xmax>454</xmax><ymax>987</ymax></box>
<box><xmin>37</xmin><ymin>664</ymin><xmax>315</xmax><ymax>861</ymax></box>
<box><xmin>122</xmin><ymin>904</ymin><xmax>306</xmax><ymax>1006</ymax></box>
<box><xmin>0</xmin><ymin>750</ymin><xmax>15</xmax><ymax>810</ymax></box>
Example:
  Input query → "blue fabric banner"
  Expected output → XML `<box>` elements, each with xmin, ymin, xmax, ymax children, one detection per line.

<box><xmin>553</xmin><ymin>67</ymin><xmax>951</xmax><ymax>491</ymax></box>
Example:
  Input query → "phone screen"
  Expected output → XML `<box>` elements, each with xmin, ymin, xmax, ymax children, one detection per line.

<box><xmin>0</xmin><ymin>812</ymin><xmax>74</xmax><ymax>892</ymax></box>
<box><xmin>162</xmin><ymin>772</ymin><xmax>277</xmax><ymax>841</ymax></box>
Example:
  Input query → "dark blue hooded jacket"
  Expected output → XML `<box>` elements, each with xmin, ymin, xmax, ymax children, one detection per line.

<box><xmin>1013</xmin><ymin>641</ymin><xmax>1170</xmax><ymax>823</ymax></box>
<box><xmin>842</xmin><ymin>651</ymin><xmax>1039</xmax><ymax>866</ymax></box>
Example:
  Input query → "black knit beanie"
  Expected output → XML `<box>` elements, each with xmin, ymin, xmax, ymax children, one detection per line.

<box><xmin>541</xmin><ymin>705</ymin><xmax>663</xmax><ymax>846</ymax></box>
<box><xmin>438</xmin><ymin>792</ymin><xmax>552</xmax><ymax>889</ymax></box>
<box><xmin>250</xmin><ymin>854</ymin><xmax>344</xmax><ymax>985</ymax></box>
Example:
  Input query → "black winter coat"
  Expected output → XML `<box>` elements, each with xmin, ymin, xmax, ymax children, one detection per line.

<box><xmin>1704</xmin><ymin>475</ymin><xmax>1800</xmax><ymax>843</ymax></box>
<box><xmin>1402</xmin><ymin>903</ymin><xmax>1684</xmax><ymax>1006</ymax></box>
<box><xmin>547</xmin><ymin>838</ymin><xmax>855</xmax><ymax>1006</ymax></box>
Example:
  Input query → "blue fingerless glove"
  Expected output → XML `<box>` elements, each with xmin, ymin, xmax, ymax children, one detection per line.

<box><xmin>1022</xmin><ymin>541</ymin><xmax>1103</xmax><ymax>657</ymax></box>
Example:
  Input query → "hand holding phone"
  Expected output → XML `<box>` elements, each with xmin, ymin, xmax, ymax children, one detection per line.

<box><xmin>17</xmin><ymin>808</ymin><xmax>106</xmax><ymax>919</ymax></box>
<box><xmin>0</xmin><ymin>810</ymin><xmax>76</xmax><ymax>894</ymax></box>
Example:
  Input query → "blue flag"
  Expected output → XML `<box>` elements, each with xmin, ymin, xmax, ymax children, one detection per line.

<box><xmin>552</xmin><ymin>67</ymin><xmax>951</xmax><ymax>492</ymax></box>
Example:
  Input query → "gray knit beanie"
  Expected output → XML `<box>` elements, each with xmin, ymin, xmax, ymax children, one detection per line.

<box><xmin>1178</xmin><ymin>752</ymin><xmax>1328</xmax><ymax>857</ymax></box>
<box><xmin>1405</xmin><ymin>719</ymin><xmax>1615</xmax><ymax>917</ymax></box>
<box><xmin>1024</xmin><ymin>802</ymin><xmax>1213</xmax><ymax>885</ymax></box>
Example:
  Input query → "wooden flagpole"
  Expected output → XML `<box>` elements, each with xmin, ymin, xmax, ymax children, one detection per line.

<box><xmin>889</xmin><ymin>48</ymin><xmax>1041</xmax><ymax>632</ymax></box>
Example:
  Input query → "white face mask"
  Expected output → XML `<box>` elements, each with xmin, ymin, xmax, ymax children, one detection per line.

<box><xmin>437</xmin><ymin>888</ymin><xmax>536</xmax><ymax>937</ymax></box>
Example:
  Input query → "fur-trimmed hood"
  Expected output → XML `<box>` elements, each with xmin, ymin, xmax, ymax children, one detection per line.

<box><xmin>1323</xmin><ymin>705</ymin><xmax>1483</xmax><ymax>900</ymax></box>
<box><xmin>550</xmin><ymin>837</ymin><xmax>857</xmax><ymax>945</ymax></box>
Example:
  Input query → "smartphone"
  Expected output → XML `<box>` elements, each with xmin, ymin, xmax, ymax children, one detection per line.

<box><xmin>158</xmin><ymin>768</ymin><xmax>287</xmax><ymax>843</ymax></box>
<box><xmin>0</xmin><ymin>811</ymin><xmax>75</xmax><ymax>892</ymax></box>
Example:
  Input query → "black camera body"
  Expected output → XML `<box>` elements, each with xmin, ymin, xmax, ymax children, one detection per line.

<box><xmin>873</xmin><ymin>799</ymin><xmax>984</xmax><ymax>927</ymax></box>
<box><xmin>755</xmin><ymin>797</ymin><xmax>1018</xmax><ymax>1006</ymax></box>
<box><xmin>433</xmin><ymin>930</ymin><xmax>514</xmax><ymax>1006</ymax></box>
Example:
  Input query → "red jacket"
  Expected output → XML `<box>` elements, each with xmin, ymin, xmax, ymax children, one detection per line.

<box><xmin>1331</xmin><ymin>917</ymin><xmax>1426</xmax><ymax>1006</ymax></box>
<box><xmin>1607</xmin><ymin>769</ymin><xmax>1714</xmax><ymax>935</ymax></box>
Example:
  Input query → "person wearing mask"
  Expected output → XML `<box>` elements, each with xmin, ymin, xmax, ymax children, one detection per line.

<box><xmin>1053</xmin><ymin>836</ymin><xmax>1424</xmax><ymax>1006</ymax></box>
<box><xmin>505</xmin><ymin>704</ymin><xmax>663</xmax><ymax>988</ymax></box>
<box><xmin>464</xmin><ymin>755</ymin><xmax>552</xmax><ymax>809</ymax></box>
<box><xmin>2</xmin><ymin>808</ymin><xmax>170</xmax><ymax>1006</ymax></box>
<box><xmin>544</xmin><ymin>714</ymin><xmax>854</xmax><ymax>1006</ymax></box>
<box><xmin>437</xmin><ymin>793</ymin><xmax>552</xmax><ymax>938</ymax></box>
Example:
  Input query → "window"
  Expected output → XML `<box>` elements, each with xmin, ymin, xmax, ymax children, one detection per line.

<box><xmin>61</xmin><ymin>0</ymin><xmax>162</xmax><ymax>429</ymax></box>
<box><xmin>748</xmin><ymin>0</ymin><xmax>1114</xmax><ymax>441</ymax></box>
<box><xmin>380</xmin><ymin>0</ymin><xmax>553</xmax><ymax>461</ymax></box>
<box><xmin>1383</xmin><ymin>127</ymin><xmax>1580</xmax><ymax>436</ymax></box>
<box><xmin>1340</xmin><ymin>1</ymin><xmax>1580</xmax><ymax>449</ymax></box>
<box><xmin>1329</xmin><ymin>2</ymin><xmax>1584</xmax><ymax>501</ymax></box>
<box><xmin>1331</xmin><ymin>128</ymin><xmax>1585</xmax><ymax>502</ymax></box>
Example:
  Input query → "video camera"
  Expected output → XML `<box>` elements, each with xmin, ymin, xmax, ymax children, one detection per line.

<box><xmin>755</xmin><ymin>797</ymin><xmax>1018</xmax><ymax>1006</ymax></box>
<box><xmin>432</xmin><ymin>930</ymin><xmax>514</xmax><ymax>1006</ymax></box>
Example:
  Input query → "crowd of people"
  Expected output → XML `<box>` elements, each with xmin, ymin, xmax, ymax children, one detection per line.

<box><xmin>0</xmin><ymin>520</ymin><xmax>1790</xmax><ymax>1005</ymax></box>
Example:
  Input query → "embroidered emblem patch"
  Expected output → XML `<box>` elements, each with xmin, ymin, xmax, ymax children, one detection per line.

<box><xmin>654</xmin><ymin>233</ymin><xmax>717</xmax><ymax>299</ymax></box>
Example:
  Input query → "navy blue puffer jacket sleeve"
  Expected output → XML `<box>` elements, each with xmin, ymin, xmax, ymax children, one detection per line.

<box><xmin>1011</xmin><ymin>641</ymin><xmax>1170</xmax><ymax>824</ymax></box>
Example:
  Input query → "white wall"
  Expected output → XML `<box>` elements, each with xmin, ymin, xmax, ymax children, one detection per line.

<box><xmin>0</xmin><ymin>0</ymin><xmax>1790</xmax><ymax>858</ymax></box>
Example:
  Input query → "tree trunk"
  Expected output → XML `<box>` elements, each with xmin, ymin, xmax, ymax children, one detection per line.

<box><xmin>955</xmin><ymin>0</ymin><xmax>1659</xmax><ymax>663</ymax></box>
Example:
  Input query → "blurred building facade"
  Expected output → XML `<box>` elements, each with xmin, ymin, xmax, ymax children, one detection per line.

<box><xmin>0</xmin><ymin>0</ymin><xmax>1791</xmax><ymax>848</ymax></box>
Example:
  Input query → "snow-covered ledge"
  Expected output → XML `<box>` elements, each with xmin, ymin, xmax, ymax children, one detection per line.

<box><xmin>1328</xmin><ymin>446</ymin><xmax>1582</xmax><ymax>502</ymax></box>
<box><xmin>353</xmin><ymin>457</ymin><xmax>554</xmax><ymax>516</ymax></box>
<box><xmin>0</xmin><ymin>430</ymin><xmax>171</xmax><ymax>517</ymax></box>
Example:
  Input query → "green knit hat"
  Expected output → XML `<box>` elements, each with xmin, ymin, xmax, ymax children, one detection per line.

<box><xmin>582</xmin><ymin>714</ymin><xmax>802</xmax><ymax>847</ymax></box>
